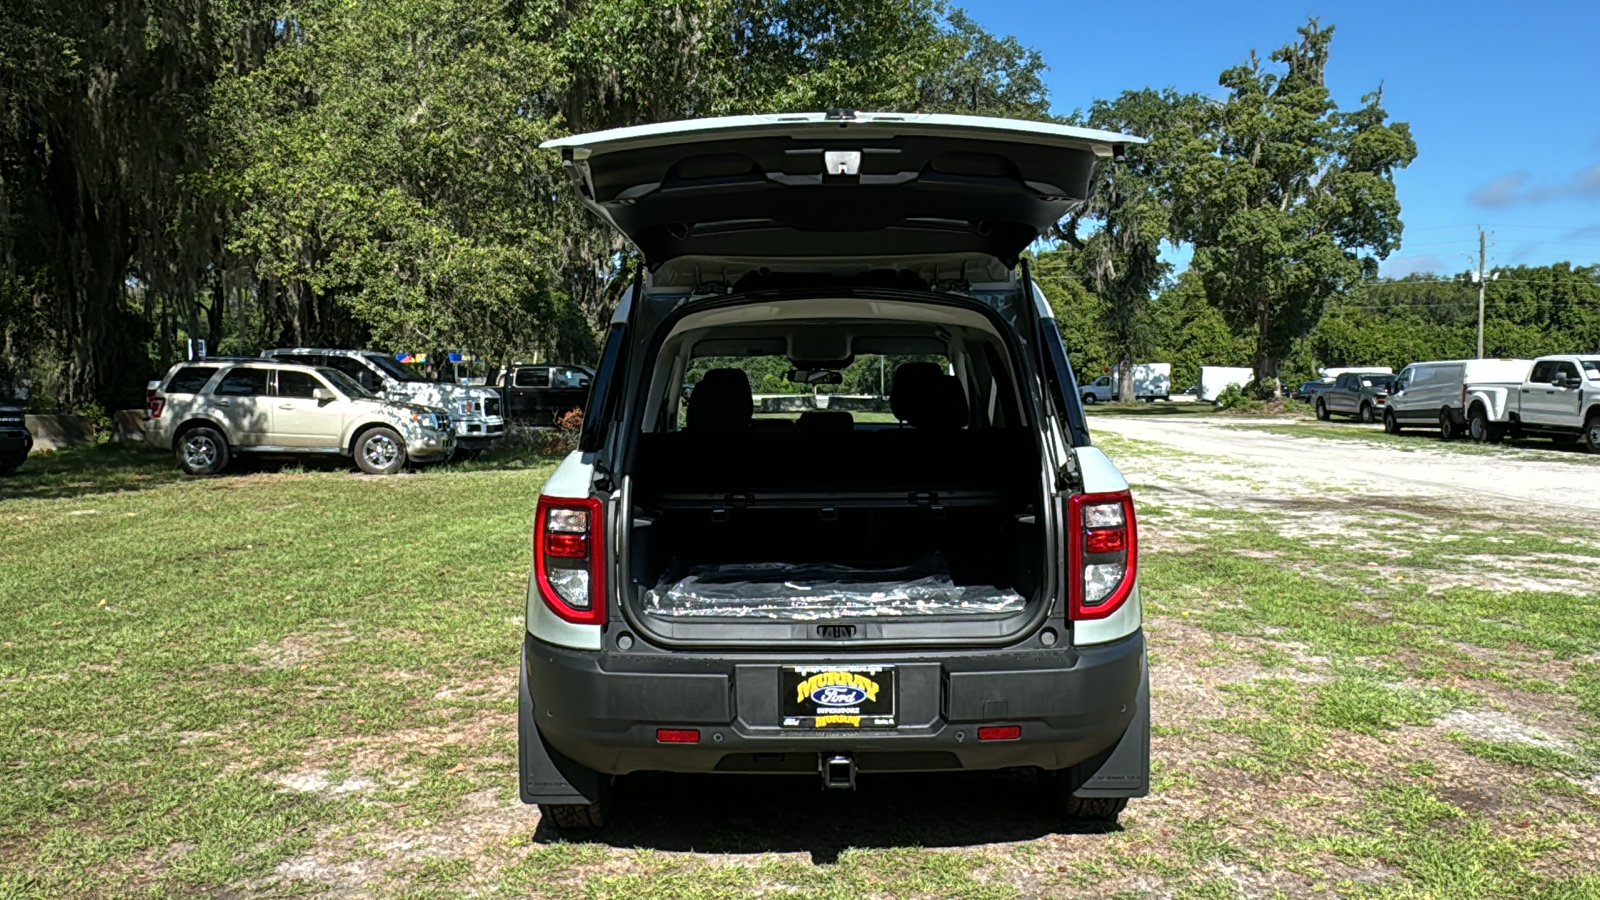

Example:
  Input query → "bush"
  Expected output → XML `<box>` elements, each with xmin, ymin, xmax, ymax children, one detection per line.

<box><xmin>534</xmin><ymin>408</ymin><xmax>583</xmax><ymax>456</ymax></box>
<box><xmin>1214</xmin><ymin>384</ymin><xmax>1260</xmax><ymax>412</ymax></box>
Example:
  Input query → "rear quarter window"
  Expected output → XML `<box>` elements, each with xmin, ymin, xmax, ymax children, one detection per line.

<box><xmin>164</xmin><ymin>366</ymin><xmax>219</xmax><ymax>393</ymax></box>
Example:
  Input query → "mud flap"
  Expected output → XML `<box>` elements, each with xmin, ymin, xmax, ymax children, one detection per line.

<box><xmin>1070</xmin><ymin>653</ymin><xmax>1149</xmax><ymax>798</ymax></box>
<box><xmin>518</xmin><ymin>641</ymin><xmax>605</xmax><ymax>805</ymax></box>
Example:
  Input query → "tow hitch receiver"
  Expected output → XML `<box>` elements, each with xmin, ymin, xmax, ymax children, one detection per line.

<box><xmin>821</xmin><ymin>754</ymin><xmax>856</xmax><ymax>790</ymax></box>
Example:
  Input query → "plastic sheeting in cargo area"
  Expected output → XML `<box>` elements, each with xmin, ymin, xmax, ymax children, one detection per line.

<box><xmin>642</xmin><ymin>553</ymin><xmax>1025</xmax><ymax>620</ymax></box>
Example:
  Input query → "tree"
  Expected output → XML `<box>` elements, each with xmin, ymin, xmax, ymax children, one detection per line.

<box><xmin>1057</xmin><ymin>89</ymin><xmax>1201</xmax><ymax>401</ymax></box>
<box><xmin>1173</xmin><ymin>20</ymin><xmax>1416</xmax><ymax>397</ymax></box>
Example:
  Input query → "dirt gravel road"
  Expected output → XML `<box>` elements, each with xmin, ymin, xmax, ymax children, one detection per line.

<box><xmin>1090</xmin><ymin>412</ymin><xmax>1600</xmax><ymax>518</ymax></box>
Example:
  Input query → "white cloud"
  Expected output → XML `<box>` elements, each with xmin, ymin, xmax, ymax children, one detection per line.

<box><xmin>1469</xmin><ymin>162</ymin><xmax>1600</xmax><ymax>208</ymax></box>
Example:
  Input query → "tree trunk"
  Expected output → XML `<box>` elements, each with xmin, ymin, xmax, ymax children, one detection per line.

<box><xmin>1115</xmin><ymin>355</ymin><xmax>1134</xmax><ymax>402</ymax></box>
<box><xmin>1252</xmin><ymin>302</ymin><xmax>1281</xmax><ymax>399</ymax></box>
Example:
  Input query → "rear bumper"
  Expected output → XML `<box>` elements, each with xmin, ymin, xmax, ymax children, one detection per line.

<box><xmin>0</xmin><ymin>430</ymin><xmax>32</xmax><ymax>457</ymax></box>
<box><xmin>523</xmin><ymin>630</ymin><xmax>1144</xmax><ymax>777</ymax></box>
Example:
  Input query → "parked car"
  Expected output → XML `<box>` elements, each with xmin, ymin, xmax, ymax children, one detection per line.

<box><xmin>1290</xmin><ymin>381</ymin><xmax>1323</xmax><ymax>402</ymax></box>
<box><xmin>1314</xmin><ymin>372</ymin><xmax>1396</xmax><ymax>423</ymax></box>
<box><xmin>1383</xmin><ymin>358</ymin><xmax>1533</xmax><ymax>439</ymax></box>
<box><xmin>1457</xmin><ymin>355</ymin><xmax>1600</xmax><ymax>449</ymax></box>
<box><xmin>0</xmin><ymin>402</ymin><xmax>32</xmax><ymax>475</ymax></box>
<box><xmin>145</xmin><ymin>359</ymin><xmax>454</xmax><ymax>476</ymax></box>
<box><xmin>518</xmin><ymin>112</ymin><xmax>1148</xmax><ymax>829</ymax></box>
<box><xmin>1080</xmin><ymin>363</ymin><xmax>1172</xmax><ymax>404</ymax></box>
<box><xmin>500</xmin><ymin>364</ymin><xmax>593</xmax><ymax>424</ymax></box>
<box><xmin>261</xmin><ymin>348</ymin><xmax>504</xmax><ymax>456</ymax></box>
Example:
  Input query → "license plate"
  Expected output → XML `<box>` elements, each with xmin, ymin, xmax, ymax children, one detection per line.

<box><xmin>780</xmin><ymin>665</ymin><xmax>896</xmax><ymax>728</ymax></box>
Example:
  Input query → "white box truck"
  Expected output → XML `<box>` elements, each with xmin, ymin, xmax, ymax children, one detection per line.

<box><xmin>1198</xmin><ymin>366</ymin><xmax>1254</xmax><ymax>402</ymax></box>
<box><xmin>1080</xmin><ymin>363</ymin><xmax>1173</xmax><ymax>404</ymax></box>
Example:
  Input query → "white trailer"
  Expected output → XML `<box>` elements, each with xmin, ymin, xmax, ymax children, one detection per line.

<box><xmin>1080</xmin><ymin>363</ymin><xmax>1173</xmax><ymax>404</ymax></box>
<box><xmin>1198</xmin><ymin>366</ymin><xmax>1254</xmax><ymax>402</ymax></box>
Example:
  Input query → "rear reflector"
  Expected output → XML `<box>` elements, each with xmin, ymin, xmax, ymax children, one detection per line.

<box><xmin>977</xmin><ymin>725</ymin><xmax>1021</xmax><ymax>742</ymax></box>
<box><xmin>656</xmin><ymin>728</ymin><xmax>701</xmax><ymax>744</ymax></box>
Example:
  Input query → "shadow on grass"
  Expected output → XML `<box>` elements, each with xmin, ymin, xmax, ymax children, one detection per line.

<box><xmin>538</xmin><ymin>769</ymin><xmax>1118</xmax><ymax>864</ymax></box>
<box><xmin>0</xmin><ymin>441</ymin><xmax>566</xmax><ymax>502</ymax></box>
<box><xmin>1083</xmin><ymin>401</ymin><xmax>1215</xmax><ymax>417</ymax></box>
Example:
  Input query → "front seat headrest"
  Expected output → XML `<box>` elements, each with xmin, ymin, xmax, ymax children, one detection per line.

<box><xmin>890</xmin><ymin>361</ymin><xmax>945</xmax><ymax>422</ymax></box>
<box><xmin>687</xmin><ymin>368</ymin><xmax>753</xmax><ymax>431</ymax></box>
<box><xmin>905</xmin><ymin>375</ymin><xmax>968</xmax><ymax>430</ymax></box>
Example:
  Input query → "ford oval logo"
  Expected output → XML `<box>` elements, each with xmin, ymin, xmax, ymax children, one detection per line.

<box><xmin>812</xmin><ymin>685</ymin><xmax>869</xmax><ymax>706</ymax></box>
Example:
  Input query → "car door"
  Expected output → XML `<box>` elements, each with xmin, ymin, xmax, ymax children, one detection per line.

<box><xmin>511</xmin><ymin>366</ymin><xmax>550</xmax><ymax>419</ymax></box>
<box><xmin>272</xmin><ymin>370</ymin><xmax>346</xmax><ymax>449</ymax></box>
<box><xmin>1535</xmin><ymin>361</ymin><xmax>1584</xmax><ymax>426</ymax></box>
<box><xmin>1520</xmin><ymin>361</ymin><xmax>1560</xmax><ymax>424</ymax></box>
<box><xmin>208</xmin><ymin>366</ymin><xmax>272</xmax><ymax>445</ymax></box>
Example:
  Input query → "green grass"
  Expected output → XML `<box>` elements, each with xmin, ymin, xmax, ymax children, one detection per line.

<box><xmin>4</xmin><ymin>434</ymin><xmax>1600</xmax><ymax>898</ymax></box>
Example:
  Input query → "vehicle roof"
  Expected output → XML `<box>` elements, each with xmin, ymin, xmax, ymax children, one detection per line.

<box><xmin>262</xmin><ymin>348</ymin><xmax>383</xmax><ymax>357</ymax></box>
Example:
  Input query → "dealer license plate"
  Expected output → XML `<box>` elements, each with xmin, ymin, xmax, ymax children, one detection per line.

<box><xmin>780</xmin><ymin>665</ymin><xmax>896</xmax><ymax>728</ymax></box>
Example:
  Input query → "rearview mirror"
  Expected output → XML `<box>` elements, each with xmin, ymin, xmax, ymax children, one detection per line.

<box><xmin>312</xmin><ymin>387</ymin><xmax>334</xmax><ymax>402</ymax></box>
<box><xmin>787</xmin><ymin>369</ymin><xmax>843</xmax><ymax>386</ymax></box>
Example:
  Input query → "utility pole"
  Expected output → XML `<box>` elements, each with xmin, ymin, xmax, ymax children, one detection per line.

<box><xmin>1476</xmin><ymin>227</ymin><xmax>1486</xmax><ymax>359</ymax></box>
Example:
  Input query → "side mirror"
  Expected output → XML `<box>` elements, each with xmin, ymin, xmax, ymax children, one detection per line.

<box><xmin>312</xmin><ymin>387</ymin><xmax>335</xmax><ymax>402</ymax></box>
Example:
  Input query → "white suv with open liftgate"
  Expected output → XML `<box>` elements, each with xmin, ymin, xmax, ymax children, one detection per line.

<box><xmin>519</xmin><ymin>112</ymin><xmax>1148</xmax><ymax>829</ymax></box>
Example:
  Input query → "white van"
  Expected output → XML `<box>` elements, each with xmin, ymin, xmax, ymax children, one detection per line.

<box><xmin>1384</xmin><ymin>358</ymin><xmax>1533</xmax><ymax>439</ymax></box>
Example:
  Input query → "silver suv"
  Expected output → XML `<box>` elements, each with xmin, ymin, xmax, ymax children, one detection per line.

<box><xmin>261</xmin><ymin>349</ymin><xmax>504</xmax><ymax>455</ymax></box>
<box><xmin>145</xmin><ymin>360</ymin><xmax>454</xmax><ymax>476</ymax></box>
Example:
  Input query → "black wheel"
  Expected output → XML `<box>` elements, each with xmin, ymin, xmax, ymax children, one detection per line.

<box><xmin>1315</xmin><ymin>400</ymin><xmax>1330</xmax><ymax>421</ymax></box>
<box><xmin>1081</xmin><ymin>393</ymin><xmax>1096</xmax><ymax>405</ymax></box>
<box><xmin>1468</xmin><ymin>406</ymin><xmax>1503</xmax><ymax>444</ymax></box>
<box><xmin>1438</xmin><ymin>409</ymin><xmax>1458</xmax><ymax>442</ymax></box>
<box><xmin>1586</xmin><ymin>414</ymin><xmax>1600</xmax><ymax>454</ymax></box>
<box><xmin>354</xmin><ymin>426</ymin><xmax>407</xmax><ymax>475</ymax></box>
<box><xmin>1383</xmin><ymin>410</ymin><xmax>1402</xmax><ymax>435</ymax></box>
<box><xmin>452</xmin><ymin>447</ymin><xmax>483</xmax><ymax>463</ymax></box>
<box><xmin>176</xmin><ymin>425</ymin><xmax>230</xmax><ymax>476</ymax></box>
<box><xmin>0</xmin><ymin>465</ymin><xmax>17</xmax><ymax>477</ymax></box>
<box><xmin>1359</xmin><ymin>403</ymin><xmax>1374</xmax><ymax>423</ymax></box>
<box><xmin>1042</xmin><ymin>769</ymin><xmax>1128</xmax><ymax>823</ymax></box>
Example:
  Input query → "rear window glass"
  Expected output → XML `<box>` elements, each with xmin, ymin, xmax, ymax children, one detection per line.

<box><xmin>215</xmin><ymin>367</ymin><xmax>270</xmax><ymax>396</ymax></box>
<box><xmin>165</xmin><ymin>366</ymin><xmax>218</xmax><ymax>393</ymax></box>
<box><xmin>683</xmin><ymin>353</ymin><xmax>948</xmax><ymax>427</ymax></box>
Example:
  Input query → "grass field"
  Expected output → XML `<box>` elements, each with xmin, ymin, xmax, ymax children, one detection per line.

<box><xmin>3</xmin><ymin>438</ymin><xmax>1599</xmax><ymax>897</ymax></box>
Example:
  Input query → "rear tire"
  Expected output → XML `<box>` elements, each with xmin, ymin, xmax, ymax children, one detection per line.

<box><xmin>1438</xmin><ymin>410</ymin><xmax>1458</xmax><ymax>442</ymax></box>
<box><xmin>1081</xmin><ymin>393</ymin><xmax>1096</xmax><ymax>405</ymax></box>
<box><xmin>1359</xmin><ymin>403</ymin><xmax>1374</xmax><ymax>423</ymax></box>
<box><xmin>1059</xmin><ymin>795</ymin><xmax>1128</xmax><ymax>822</ymax></box>
<box><xmin>1586</xmin><ymin>413</ymin><xmax>1600</xmax><ymax>454</ymax></box>
<box><xmin>1383</xmin><ymin>410</ymin><xmax>1402</xmax><ymax>435</ymax></box>
<box><xmin>1469</xmin><ymin>406</ymin><xmax>1503</xmax><ymax>444</ymax></box>
<box><xmin>1315</xmin><ymin>400</ymin><xmax>1330</xmax><ymax>421</ymax></box>
<box><xmin>540</xmin><ymin>800</ymin><xmax>609</xmax><ymax>829</ymax></box>
<box><xmin>354</xmin><ymin>426</ymin><xmax>407</xmax><ymax>475</ymax></box>
<box><xmin>176</xmin><ymin>425</ymin><xmax>230</xmax><ymax>476</ymax></box>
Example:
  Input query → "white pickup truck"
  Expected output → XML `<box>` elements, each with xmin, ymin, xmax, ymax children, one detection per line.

<box><xmin>1464</xmin><ymin>354</ymin><xmax>1600</xmax><ymax>450</ymax></box>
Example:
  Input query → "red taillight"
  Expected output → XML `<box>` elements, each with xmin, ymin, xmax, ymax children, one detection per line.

<box><xmin>977</xmin><ymin>725</ymin><xmax>1021</xmax><ymax>742</ymax></box>
<box><xmin>533</xmin><ymin>495</ymin><xmax>605</xmax><ymax>625</ymax></box>
<box><xmin>1068</xmin><ymin>490</ymin><xmax>1138</xmax><ymax>620</ymax></box>
<box><xmin>545</xmin><ymin>531</ymin><xmax>588</xmax><ymax>558</ymax></box>
<box><xmin>147</xmin><ymin>389</ymin><xmax>165</xmax><ymax>419</ymax></box>
<box><xmin>656</xmin><ymin>728</ymin><xmax>700</xmax><ymax>744</ymax></box>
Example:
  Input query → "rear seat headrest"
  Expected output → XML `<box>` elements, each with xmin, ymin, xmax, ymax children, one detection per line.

<box><xmin>687</xmin><ymin>368</ymin><xmax>753</xmax><ymax>430</ymax></box>
<box><xmin>890</xmin><ymin>362</ymin><xmax>945</xmax><ymax>422</ymax></box>
<box><xmin>905</xmin><ymin>375</ymin><xmax>968</xmax><ymax>430</ymax></box>
<box><xmin>797</xmin><ymin>410</ymin><xmax>854</xmax><ymax>433</ymax></box>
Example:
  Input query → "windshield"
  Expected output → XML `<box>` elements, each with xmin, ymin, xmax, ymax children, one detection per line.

<box><xmin>1584</xmin><ymin>360</ymin><xmax>1600</xmax><ymax>379</ymax></box>
<box><xmin>319</xmin><ymin>367</ymin><xmax>373</xmax><ymax>398</ymax></box>
<box><xmin>1361</xmin><ymin>376</ymin><xmax>1396</xmax><ymax>389</ymax></box>
<box><xmin>364</xmin><ymin>353</ymin><xmax>429</xmax><ymax>383</ymax></box>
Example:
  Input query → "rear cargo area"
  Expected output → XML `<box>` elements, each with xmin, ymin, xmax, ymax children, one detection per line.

<box><xmin>628</xmin><ymin>426</ymin><xmax>1042</xmax><ymax>622</ymax></box>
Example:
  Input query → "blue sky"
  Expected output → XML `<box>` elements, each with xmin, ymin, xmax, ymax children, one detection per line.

<box><xmin>962</xmin><ymin>0</ymin><xmax>1600</xmax><ymax>278</ymax></box>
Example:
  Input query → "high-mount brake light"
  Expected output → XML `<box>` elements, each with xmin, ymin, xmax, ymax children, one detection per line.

<box><xmin>533</xmin><ymin>496</ymin><xmax>605</xmax><ymax>625</ymax></box>
<box><xmin>1068</xmin><ymin>490</ymin><xmax>1138</xmax><ymax>620</ymax></box>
